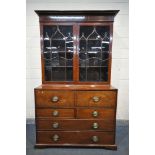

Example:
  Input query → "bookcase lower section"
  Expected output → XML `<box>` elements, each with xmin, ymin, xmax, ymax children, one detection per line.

<box><xmin>34</xmin><ymin>85</ymin><xmax>118</xmax><ymax>150</ymax></box>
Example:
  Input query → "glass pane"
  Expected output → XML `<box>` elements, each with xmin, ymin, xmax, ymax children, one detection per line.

<box><xmin>79</xmin><ymin>26</ymin><xmax>110</xmax><ymax>82</ymax></box>
<box><xmin>43</xmin><ymin>25</ymin><xmax>73</xmax><ymax>81</ymax></box>
<box><xmin>66</xmin><ymin>67</ymin><xmax>73</xmax><ymax>81</ymax></box>
<box><xmin>79</xmin><ymin>67</ymin><xmax>86</xmax><ymax>81</ymax></box>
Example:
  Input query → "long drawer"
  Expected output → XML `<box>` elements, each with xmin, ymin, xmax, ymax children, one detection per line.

<box><xmin>36</xmin><ymin>131</ymin><xmax>115</xmax><ymax>145</ymax></box>
<box><xmin>36</xmin><ymin>108</ymin><xmax>75</xmax><ymax>118</ymax></box>
<box><xmin>35</xmin><ymin>90</ymin><xmax>74</xmax><ymax>107</ymax></box>
<box><xmin>76</xmin><ymin>91</ymin><xmax>117</xmax><ymax>107</ymax></box>
<box><xmin>36</xmin><ymin>119</ymin><xmax>114</xmax><ymax>131</ymax></box>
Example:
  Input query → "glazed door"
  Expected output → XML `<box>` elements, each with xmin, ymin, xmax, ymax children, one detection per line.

<box><xmin>43</xmin><ymin>25</ymin><xmax>74</xmax><ymax>81</ymax></box>
<box><xmin>78</xmin><ymin>24</ymin><xmax>111</xmax><ymax>82</ymax></box>
<box><xmin>42</xmin><ymin>23</ymin><xmax>112</xmax><ymax>83</ymax></box>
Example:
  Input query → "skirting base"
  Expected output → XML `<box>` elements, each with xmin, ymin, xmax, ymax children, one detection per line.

<box><xmin>35</xmin><ymin>143</ymin><xmax>117</xmax><ymax>150</ymax></box>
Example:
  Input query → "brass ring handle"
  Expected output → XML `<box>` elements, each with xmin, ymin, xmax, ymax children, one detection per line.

<box><xmin>92</xmin><ymin>122</ymin><xmax>99</xmax><ymax>129</ymax></box>
<box><xmin>92</xmin><ymin>96</ymin><xmax>100</xmax><ymax>102</ymax></box>
<box><xmin>52</xmin><ymin>110</ymin><xmax>59</xmax><ymax>117</ymax></box>
<box><xmin>52</xmin><ymin>134</ymin><xmax>59</xmax><ymax>142</ymax></box>
<box><xmin>52</xmin><ymin>122</ymin><xmax>59</xmax><ymax>129</ymax></box>
<box><xmin>51</xmin><ymin>96</ymin><xmax>59</xmax><ymax>102</ymax></box>
<box><xmin>92</xmin><ymin>136</ymin><xmax>99</xmax><ymax>142</ymax></box>
<box><xmin>92</xmin><ymin>110</ymin><xmax>98</xmax><ymax>117</ymax></box>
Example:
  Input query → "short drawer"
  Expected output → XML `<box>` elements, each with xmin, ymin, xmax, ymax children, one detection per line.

<box><xmin>35</xmin><ymin>90</ymin><xmax>74</xmax><ymax>107</ymax></box>
<box><xmin>36</xmin><ymin>119</ymin><xmax>114</xmax><ymax>131</ymax></box>
<box><xmin>76</xmin><ymin>108</ymin><xmax>115</xmax><ymax>120</ymax></box>
<box><xmin>36</xmin><ymin>131</ymin><xmax>115</xmax><ymax>145</ymax></box>
<box><xmin>76</xmin><ymin>91</ymin><xmax>117</xmax><ymax>107</ymax></box>
<box><xmin>36</xmin><ymin>109</ymin><xmax>74</xmax><ymax>118</ymax></box>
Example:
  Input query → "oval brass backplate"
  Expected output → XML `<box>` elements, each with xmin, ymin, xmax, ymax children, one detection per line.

<box><xmin>52</xmin><ymin>134</ymin><xmax>59</xmax><ymax>142</ymax></box>
<box><xmin>92</xmin><ymin>122</ymin><xmax>99</xmax><ymax>129</ymax></box>
<box><xmin>92</xmin><ymin>96</ymin><xmax>100</xmax><ymax>102</ymax></box>
<box><xmin>52</xmin><ymin>122</ymin><xmax>59</xmax><ymax>129</ymax></box>
<box><xmin>51</xmin><ymin>96</ymin><xmax>59</xmax><ymax>102</ymax></box>
<box><xmin>52</xmin><ymin>110</ymin><xmax>59</xmax><ymax>116</ymax></box>
<box><xmin>92</xmin><ymin>111</ymin><xmax>98</xmax><ymax>117</ymax></box>
<box><xmin>92</xmin><ymin>136</ymin><xmax>99</xmax><ymax>142</ymax></box>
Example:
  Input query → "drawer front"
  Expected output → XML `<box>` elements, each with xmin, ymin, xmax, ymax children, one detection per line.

<box><xmin>36</xmin><ymin>109</ymin><xmax>74</xmax><ymax>118</ymax></box>
<box><xmin>35</xmin><ymin>90</ymin><xmax>74</xmax><ymax>107</ymax></box>
<box><xmin>76</xmin><ymin>91</ymin><xmax>117</xmax><ymax>107</ymax></box>
<box><xmin>77</xmin><ymin>108</ymin><xmax>115</xmax><ymax>119</ymax></box>
<box><xmin>36</xmin><ymin>119</ymin><xmax>114</xmax><ymax>131</ymax></box>
<box><xmin>37</xmin><ymin>131</ymin><xmax>115</xmax><ymax>145</ymax></box>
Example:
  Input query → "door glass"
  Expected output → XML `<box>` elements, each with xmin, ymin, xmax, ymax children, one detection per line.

<box><xmin>43</xmin><ymin>25</ymin><xmax>73</xmax><ymax>81</ymax></box>
<box><xmin>79</xmin><ymin>26</ymin><xmax>110</xmax><ymax>82</ymax></box>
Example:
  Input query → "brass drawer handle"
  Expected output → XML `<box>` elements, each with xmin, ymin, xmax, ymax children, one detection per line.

<box><xmin>51</xmin><ymin>96</ymin><xmax>59</xmax><ymax>102</ymax></box>
<box><xmin>52</xmin><ymin>134</ymin><xmax>59</xmax><ymax>142</ymax></box>
<box><xmin>52</xmin><ymin>122</ymin><xmax>59</xmax><ymax>129</ymax></box>
<box><xmin>92</xmin><ymin>110</ymin><xmax>98</xmax><ymax>117</ymax></box>
<box><xmin>92</xmin><ymin>96</ymin><xmax>100</xmax><ymax>102</ymax></box>
<box><xmin>92</xmin><ymin>122</ymin><xmax>99</xmax><ymax>129</ymax></box>
<box><xmin>92</xmin><ymin>136</ymin><xmax>99</xmax><ymax>142</ymax></box>
<box><xmin>52</xmin><ymin>110</ymin><xmax>59</xmax><ymax>117</ymax></box>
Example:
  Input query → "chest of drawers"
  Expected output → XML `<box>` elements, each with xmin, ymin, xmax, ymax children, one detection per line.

<box><xmin>34</xmin><ymin>85</ymin><xmax>117</xmax><ymax>149</ymax></box>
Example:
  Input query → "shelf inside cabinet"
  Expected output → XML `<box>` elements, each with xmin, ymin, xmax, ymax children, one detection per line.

<box><xmin>79</xmin><ymin>66</ymin><xmax>108</xmax><ymax>68</ymax></box>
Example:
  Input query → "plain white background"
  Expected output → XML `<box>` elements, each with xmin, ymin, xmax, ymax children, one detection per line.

<box><xmin>0</xmin><ymin>0</ymin><xmax>155</xmax><ymax>155</ymax></box>
<box><xmin>26</xmin><ymin>0</ymin><xmax>129</xmax><ymax>120</ymax></box>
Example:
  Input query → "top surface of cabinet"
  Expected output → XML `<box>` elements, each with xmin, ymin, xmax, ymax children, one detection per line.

<box><xmin>35</xmin><ymin>10</ymin><xmax>119</xmax><ymax>15</ymax></box>
<box><xmin>35</xmin><ymin>10</ymin><xmax>119</xmax><ymax>85</ymax></box>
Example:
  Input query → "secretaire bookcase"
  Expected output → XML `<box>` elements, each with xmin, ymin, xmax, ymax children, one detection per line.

<box><xmin>34</xmin><ymin>10</ymin><xmax>119</xmax><ymax>149</ymax></box>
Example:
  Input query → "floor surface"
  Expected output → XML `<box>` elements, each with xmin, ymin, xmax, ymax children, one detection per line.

<box><xmin>26</xmin><ymin>120</ymin><xmax>129</xmax><ymax>155</ymax></box>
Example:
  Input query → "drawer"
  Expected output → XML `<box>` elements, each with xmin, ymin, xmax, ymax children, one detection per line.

<box><xmin>36</xmin><ymin>119</ymin><xmax>114</xmax><ymax>131</ymax></box>
<box><xmin>76</xmin><ymin>91</ymin><xmax>117</xmax><ymax>107</ymax></box>
<box><xmin>35</xmin><ymin>90</ymin><xmax>74</xmax><ymax>107</ymax></box>
<box><xmin>77</xmin><ymin>108</ymin><xmax>115</xmax><ymax>119</ymax></box>
<box><xmin>37</xmin><ymin>131</ymin><xmax>115</xmax><ymax>145</ymax></box>
<box><xmin>36</xmin><ymin>109</ymin><xmax>74</xmax><ymax>118</ymax></box>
